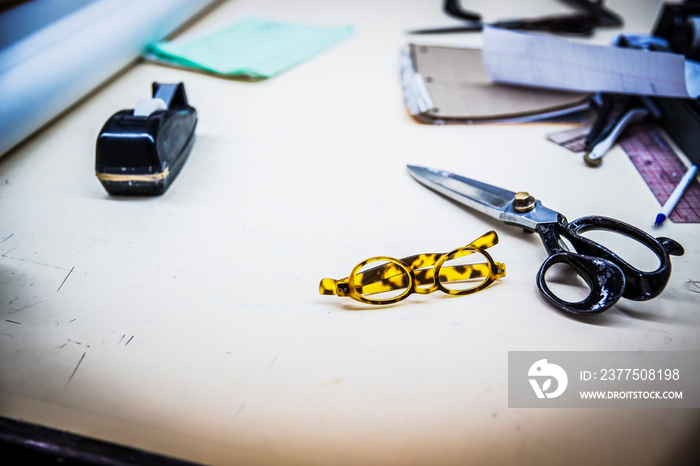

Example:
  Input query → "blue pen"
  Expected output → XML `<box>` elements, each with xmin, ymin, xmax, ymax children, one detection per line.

<box><xmin>653</xmin><ymin>164</ymin><xmax>698</xmax><ymax>228</ymax></box>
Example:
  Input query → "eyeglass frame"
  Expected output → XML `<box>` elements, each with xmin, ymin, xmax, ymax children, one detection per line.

<box><xmin>319</xmin><ymin>230</ymin><xmax>506</xmax><ymax>305</ymax></box>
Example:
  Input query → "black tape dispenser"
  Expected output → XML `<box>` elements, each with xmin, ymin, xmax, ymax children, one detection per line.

<box><xmin>95</xmin><ymin>82</ymin><xmax>197</xmax><ymax>195</ymax></box>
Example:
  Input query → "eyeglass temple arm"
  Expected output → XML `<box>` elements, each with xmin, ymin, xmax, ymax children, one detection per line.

<box><xmin>434</xmin><ymin>262</ymin><xmax>506</xmax><ymax>282</ymax></box>
<box><xmin>468</xmin><ymin>230</ymin><xmax>499</xmax><ymax>249</ymax></box>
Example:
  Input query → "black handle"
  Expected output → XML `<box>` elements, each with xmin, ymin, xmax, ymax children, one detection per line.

<box><xmin>494</xmin><ymin>14</ymin><xmax>597</xmax><ymax>36</ymax></box>
<box><xmin>535</xmin><ymin>216</ymin><xmax>684</xmax><ymax>314</ymax></box>
<box><xmin>536</xmin><ymin>251</ymin><xmax>626</xmax><ymax>314</ymax></box>
<box><xmin>565</xmin><ymin>216</ymin><xmax>684</xmax><ymax>301</ymax></box>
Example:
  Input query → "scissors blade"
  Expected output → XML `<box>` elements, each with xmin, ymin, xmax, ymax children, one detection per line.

<box><xmin>407</xmin><ymin>165</ymin><xmax>560</xmax><ymax>231</ymax></box>
<box><xmin>408</xmin><ymin>21</ymin><xmax>483</xmax><ymax>34</ymax></box>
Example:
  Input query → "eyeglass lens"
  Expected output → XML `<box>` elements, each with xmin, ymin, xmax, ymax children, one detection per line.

<box><xmin>438</xmin><ymin>248</ymin><xmax>491</xmax><ymax>293</ymax></box>
<box><xmin>352</xmin><ymin>259</ymin><xmax>411</xmax><ymax>303</ymax></box>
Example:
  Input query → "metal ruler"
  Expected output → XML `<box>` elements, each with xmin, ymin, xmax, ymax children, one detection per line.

<box><xmin>620</xmin><ymin>123</ymin><xmax>700</xmax><ymax>224</ymax></box>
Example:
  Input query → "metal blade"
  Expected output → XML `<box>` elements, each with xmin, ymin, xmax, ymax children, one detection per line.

<box><xmin>408</xmin><ymin>22</ymin><xmax>483</xmax><ymax>35</ymax></box>
<box><xmin>407</xmin><ymin>165</ymin><xmax>560</xmax><ymax>230</ymax></box>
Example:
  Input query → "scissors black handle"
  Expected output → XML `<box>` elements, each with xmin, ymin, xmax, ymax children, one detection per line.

<box><xmin>535</xmin><ymin>215</ymin><xmax>684</xmax><ymax>315</ymax></box>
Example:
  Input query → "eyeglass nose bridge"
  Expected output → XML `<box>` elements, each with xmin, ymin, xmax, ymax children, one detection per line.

<box><xmin>413</xmin><ymin>267</ymin><xmax>439</xmax><ymax>294</ymax></box>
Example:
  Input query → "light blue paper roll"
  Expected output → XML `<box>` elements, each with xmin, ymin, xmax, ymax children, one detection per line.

<box><xmin>0</xmin><ymin>0</ymin><xmax>218</xmax><ymax>157</ymax></box>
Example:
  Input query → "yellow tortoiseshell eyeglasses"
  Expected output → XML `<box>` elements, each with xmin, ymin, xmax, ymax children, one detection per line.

<box><xmin>319</xmin><ymin>230</ymin><xmax>506</xmax><ymax>305</ymax></box>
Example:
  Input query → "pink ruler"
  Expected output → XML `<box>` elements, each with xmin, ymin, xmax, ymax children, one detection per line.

<box><xmin>620</xmin><ymin>123</ymin><xmax>700</xmax><ymax>223</ymax></box>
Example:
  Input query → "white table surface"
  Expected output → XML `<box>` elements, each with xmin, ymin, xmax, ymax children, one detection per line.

<box><xmin>1</xmin><ymin>0</ymin><xmax>698</xmax><ymax>464</ymax></box>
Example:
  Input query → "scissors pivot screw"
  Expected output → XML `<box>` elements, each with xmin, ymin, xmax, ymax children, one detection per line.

<box><xmin>513</xmin><ymin>192</ymin><xmax>537</xmax><ymax>213</ymax></box>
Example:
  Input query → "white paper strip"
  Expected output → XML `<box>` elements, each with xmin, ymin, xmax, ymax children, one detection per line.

<box><xmin>482</xmin><ymin>26</ymin><xmax>700</xmax><ymax>100</ymax></box>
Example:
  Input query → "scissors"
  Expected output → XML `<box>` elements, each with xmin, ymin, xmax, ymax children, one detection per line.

<box><xmin>409</xmin><ymin>0</ymin><xmax>597</xmax><ymax>36</ymax></box>
<box><xmin>407</xmin><ymin>165</ymin><xmax>685</xmax><ymax>315</ymax></box>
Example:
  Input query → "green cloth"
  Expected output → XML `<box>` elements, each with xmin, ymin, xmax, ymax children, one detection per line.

<box><xmin>145</xmin><ymin>16</ymin><xmax>353</xmax><ymax>79</ymax></box>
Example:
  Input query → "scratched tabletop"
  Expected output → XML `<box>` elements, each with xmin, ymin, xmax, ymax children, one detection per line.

<box><xmin>1</xmin><ymin>1</ymin><xmax>699</xmax><ymax>465</ymax></box>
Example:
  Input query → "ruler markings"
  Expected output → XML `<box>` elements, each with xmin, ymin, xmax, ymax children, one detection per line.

<box><xmin>620</xmin><ymin>123</ymin><xmax>700</xmax><ymax>223</ymax></box>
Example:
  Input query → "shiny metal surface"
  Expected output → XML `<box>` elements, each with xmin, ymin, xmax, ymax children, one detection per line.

<box><xmin>407</xmin><ymin>165</ymin><xmax>560</xmax><ymax>231</ymax></box>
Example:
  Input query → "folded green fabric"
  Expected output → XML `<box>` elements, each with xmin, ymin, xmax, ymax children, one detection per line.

<box><xmin>144</xmin><ymin>16</ymin><xmax>353</xmax><ymax>79</ymax></box>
